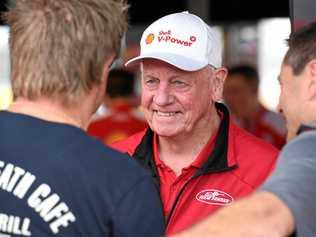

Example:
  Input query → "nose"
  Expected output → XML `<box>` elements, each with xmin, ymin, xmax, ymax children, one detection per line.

<box><xmin>153</xmin><ymin>85</ymin><xmax>174</xmax><ymax>106</ymax></box>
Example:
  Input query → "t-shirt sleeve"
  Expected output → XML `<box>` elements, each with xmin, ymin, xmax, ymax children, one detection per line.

<box><xmin>261</xmin><ymin>132</ymin><xmax>316</xmax><ymax>237</ymax></box>
<box><xmin>111</xmin><ymin>176</ymin><xmax>165</xmax><ymax>237</ymax></box>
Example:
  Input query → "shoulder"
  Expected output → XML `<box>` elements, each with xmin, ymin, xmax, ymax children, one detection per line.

<box><xmin>260</xmin><ymin>131</ymin><xmax>316</xmax><ymax>236</ymax></box>
<box><xmin>231</xmin><ymin>122</ymin><xmax>279</xmax><ymax>157</ymax></box>
<box><xmin>261</xmin><ymin>109</ymin><xmax>287</xmax><ymax>134</ymax></box>
<box><xmin>229</xmin><ymin>122</ymin><xmax>279</xmax><ymax>188</ymax></box>
<box><xmin>110</xmin><ymin>129</ymin><xmax>147</xmax><ymax>155</ymax></box>
<box><xmin>261</xmin><ymin>131</ymin><xmax>316</xmax><ymax>182</ymax></box>
<box><xmin>285</xmin><ymin>130</ymin><xmax>316</xmax><ymax>149</ymax></box>
<box><xmin>65</xmin><ymin>131</ymin><xmax>151</xmax><ymax>183</ymax></box>
<box><xmin>278</xmin><ymin>131</ymin><xmax>316</xmax><ymax>163</ymax></box>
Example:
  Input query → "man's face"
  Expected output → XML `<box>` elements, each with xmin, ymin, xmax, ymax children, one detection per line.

<box><xmin>223</xmin><ymin>74</ymin><xmax>257</xmax><ymax>118</ymax></box>
<box><xmin>141</xmin><ymin>59</ymin><xmax>224</xmax><ymax>139</ymax></box>
<box><xmin>278</xmin><ymin>63</ymin><xmax>304</xmax><ymax>141</ymax></box>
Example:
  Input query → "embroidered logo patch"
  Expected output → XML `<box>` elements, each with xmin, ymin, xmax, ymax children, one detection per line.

<box><xmin>196</xmin><ymin>189</ymin><xmax>234</xmax><ymax>205</ymax></box>
<box><xmin>145</xmin><ymin>33</ymin><xmax>155</xmax><ymax>44</ymax></box>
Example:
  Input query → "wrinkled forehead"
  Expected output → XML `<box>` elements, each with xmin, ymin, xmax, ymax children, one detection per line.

<box><xmin>142</xmin><ymin>59</ymin><xmax>214</xmax><ymax>71</ymax></box>
<box><xmin>140</xmin><ymin>59</ymin><xmax>213</xmax><ymax>79</ymax></box>
<box><xmin>141</xmin><ymin>59</ymin><xmax>185</xmax><ymax>72</ymax></box>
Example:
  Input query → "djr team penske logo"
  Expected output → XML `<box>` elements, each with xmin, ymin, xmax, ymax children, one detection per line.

<box><xmin>196</xmin><ymin>189</ymin><xmax>234</xmax><ymax>206</ymax></box>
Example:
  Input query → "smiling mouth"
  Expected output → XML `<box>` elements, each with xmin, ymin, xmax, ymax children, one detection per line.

<box><xmin>154</xmin><ymin>110</ymin><xmax>180</xmax><ymax>117</ymax></box>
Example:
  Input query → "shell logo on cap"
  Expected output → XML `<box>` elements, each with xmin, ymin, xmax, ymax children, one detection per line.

<box><xmin>145</xmin><ymin>33</ymin><xmax>155</xmax><ymax>45</ymax></box>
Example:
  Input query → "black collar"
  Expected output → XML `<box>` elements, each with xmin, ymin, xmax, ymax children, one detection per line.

<box><xmin>297</xmin><ymin>124</ymin><xmax>316</xmax><ymax>135</ymax></box>
<box><xmin>132</xmin><ymin>102</ymin><xmax>236</xmax><ymax>183</ymax></box>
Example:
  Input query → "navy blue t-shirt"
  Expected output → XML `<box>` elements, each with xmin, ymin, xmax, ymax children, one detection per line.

<box><xmin>0</xmin><ymin>111</ymin><xmax>165</xmax><ymax>237</ymax></box>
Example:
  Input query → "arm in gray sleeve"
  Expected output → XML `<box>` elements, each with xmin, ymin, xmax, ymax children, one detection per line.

<box><xmin>261</xmin><ymin>131</ymin><xmax>316</xmax><ymax>237</ymax></box>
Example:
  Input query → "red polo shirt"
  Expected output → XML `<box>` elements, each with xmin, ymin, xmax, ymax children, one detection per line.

<box><xmin>111</xmin><ymin>103</ymin><xmax>278</xmax><ymax>235</ymax></box>
<box><xmin>153</xmin><ymin>132</ymin><xmax>217</xmax><ymax>219</ymax></box>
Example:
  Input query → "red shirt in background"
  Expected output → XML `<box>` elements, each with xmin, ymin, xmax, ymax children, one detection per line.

<box><xmin>234</xmin><ymin>106</ymin><xmax>286</xmax><ymax>149</ymax></box>
<box><xmin>88</xmin><ymin>102</ymin><xmax>147</xmax><ymax>144</ymax></box>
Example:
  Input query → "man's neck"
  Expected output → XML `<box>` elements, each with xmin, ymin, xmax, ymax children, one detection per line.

<box><xmin>8</xmin><ymin>98</ymin><xmax>89</xmax><ymax>130</ymax></box>
<box><xmin>157</xmin><ymin>113</ymin><xmax>221</xmax><ymax>176</ymax></box>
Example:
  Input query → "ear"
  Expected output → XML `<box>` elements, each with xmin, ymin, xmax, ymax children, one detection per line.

<box><xmin>101</xmin><ymin>54</ymin><xmax>116</xmax><ymax>82</ymax></box>
<box><xmin>92</xmin><ymin>54</ymin><xmax>116</xmax><ymax>111</ymax></box>
<box><xmin>306</xmin><ymin>59</ymin><xmax>316</xmax><ymax>101</ymax></box>
<box><xmin>211</xmin><ymin>67</ymin><xmax>228</xmax><ymax>101</ymax></box>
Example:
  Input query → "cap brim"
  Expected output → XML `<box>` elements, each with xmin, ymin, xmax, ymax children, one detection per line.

<box><xmin>125</xmin><ymin>52</ymin><xmax>208</xmax><ymax>72</ymax></box>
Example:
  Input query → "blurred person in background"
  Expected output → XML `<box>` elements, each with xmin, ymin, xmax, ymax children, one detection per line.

<box><xmin>223</xmin><ymin>65</ymin><xmax>286</xmax><ymax>148</ymax></box>
<box><xmin>88</xmin><ymin>69</ymin><xmax>147</xmax><ymax>144</ymax></box>
<box><xmin>112</xmin><ymin>11</ymin><xmax>278</xmax><ymax>235</ymax></box>
<box><xmin>0</xmin><ymin>0</ymin><xmax>164</xmax><ymax>236</ymax></box>
<box><xmin>170</xmin><ymin>21</ymin><xmax>316</xmax><ymax>237</ymax></box>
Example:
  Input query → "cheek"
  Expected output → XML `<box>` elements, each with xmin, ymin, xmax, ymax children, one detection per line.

<box><xmin>183</xmin><ymin>99</ymin><xmax>195</xmax><ymax>112</ymax></box>
<box><xmin>184</xmin><ymin>95</ymin><xmax>208</xmax><ymax>115</ymax></box>
<box><xmin>279</xmin><ymin>92</ymin><xmax>295</xmax><ymax>119</ymax></box>
<box><xmin>141</xmin><ymin>91</ymin><xmax>153</xmax><ymax>108</ymax></box>
<box><xmin>178</xmin><ymin>91</ymin><xmax>195</xmax><ymax>106</ymax></box>
<box><xmin>279</xmin><ymin>92</ymin><xmax>285</xmax><ymax>105</ymax></box>
<box><xmin>280</xmin><ymin>89</ymin><xmax>289</xmax><ymax>107</ymax></box>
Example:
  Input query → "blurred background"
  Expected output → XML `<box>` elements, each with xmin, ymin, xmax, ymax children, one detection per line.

<box><xmin>3</xmin><ymin>0</ymin><xmax>315</xmax><ymax>146</ymax></box>
<box><xmin>0</xmin><ymin>0</ymin><xmax>315</xmax><ymax>111</ymax></box>
<box><xmin>0</xmin><ymin>0</ymin><xmax>293</xmax><ymax>112</ymax></box>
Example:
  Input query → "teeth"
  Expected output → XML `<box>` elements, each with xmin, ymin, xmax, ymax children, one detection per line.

<box><xmin>156</xmin><ymin>111</ymin><xmax>177</xmax><ymax>116</ymax></box>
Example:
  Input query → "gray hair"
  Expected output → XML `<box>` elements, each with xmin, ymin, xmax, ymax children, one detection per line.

<box><xmin>284</xmin><ymin>22</ymin><xmax>316</xmax><ymax>75</ymax></box>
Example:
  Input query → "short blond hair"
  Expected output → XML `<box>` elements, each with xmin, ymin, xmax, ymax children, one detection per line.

<box><xmin>5</xmin><ymin>0</ymin><xmax>128</xmax><ymax>105</ymax></box>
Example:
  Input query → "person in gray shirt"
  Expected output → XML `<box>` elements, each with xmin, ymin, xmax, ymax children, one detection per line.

<box><xmin>262</xmin><ymin>124</ymin><xmax>316</xmax><ymax>237</ymax></box>
<box><xmin>170</xmin><ymin>22</ymin><xmax>316</xmax><ymax>237</ymax></box>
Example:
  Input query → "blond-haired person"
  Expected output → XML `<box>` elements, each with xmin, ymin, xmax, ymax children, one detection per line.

<box><xmin>0</xmin><ymin>1</ymin><xmax>164</xmax><ymax>236</ymax></box>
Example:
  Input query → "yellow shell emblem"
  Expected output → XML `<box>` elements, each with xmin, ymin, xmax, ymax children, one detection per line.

<box><xmin>145</xmin><ymin>33</ymin><xmax>155</xmax><ymax>45</ymax></box>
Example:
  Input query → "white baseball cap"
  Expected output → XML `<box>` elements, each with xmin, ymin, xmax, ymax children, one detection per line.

<box><xmin>125</xmin><ymin>11</ymin><xmax>222</xmax><ymax>71</ymax></box>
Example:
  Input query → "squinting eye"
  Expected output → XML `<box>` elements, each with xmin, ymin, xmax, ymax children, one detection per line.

<box><xmin>146</xmin><ymin>79</ymin><xmax>156</xmax><ymax>84</ymax></box>
<box><xmin>171</xmin><ymin>80</ymin><xmax>188</xmax><ymax>89</ymax></box>
<box><xmin>144</xmin><ymin>79</ymin><xmax>159</xmax><ymax>88</ymax></box>
<box><xmin>172</xmin><ymin>80</ymin><xmax>185</xmax><ymax>85</ymax></box>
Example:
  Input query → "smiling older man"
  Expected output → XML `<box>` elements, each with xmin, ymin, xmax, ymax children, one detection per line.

<box><xmin>170</xmin><ymin>21</ymin><xmax>316</xmax><ymax>237</ymax></box>
<box><xmin>112</xmin><ymin>11</ymin><xmax>278</xmax><ymax>235</ymax></box>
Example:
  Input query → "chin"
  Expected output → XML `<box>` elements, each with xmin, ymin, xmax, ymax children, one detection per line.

<box><xmin>286</xmin><ymin>132</ymin><xmax>296</xmax><ymax>142</ymax></box>
<box><xmin>286</xmin><ymin>125</ymin><xmax>299</xmax><ymax>142</ymax></box>
<box><xmin>152</xmin><ymin>126</ymin><xmax>180</xmax><ymax>138</ymax></box>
